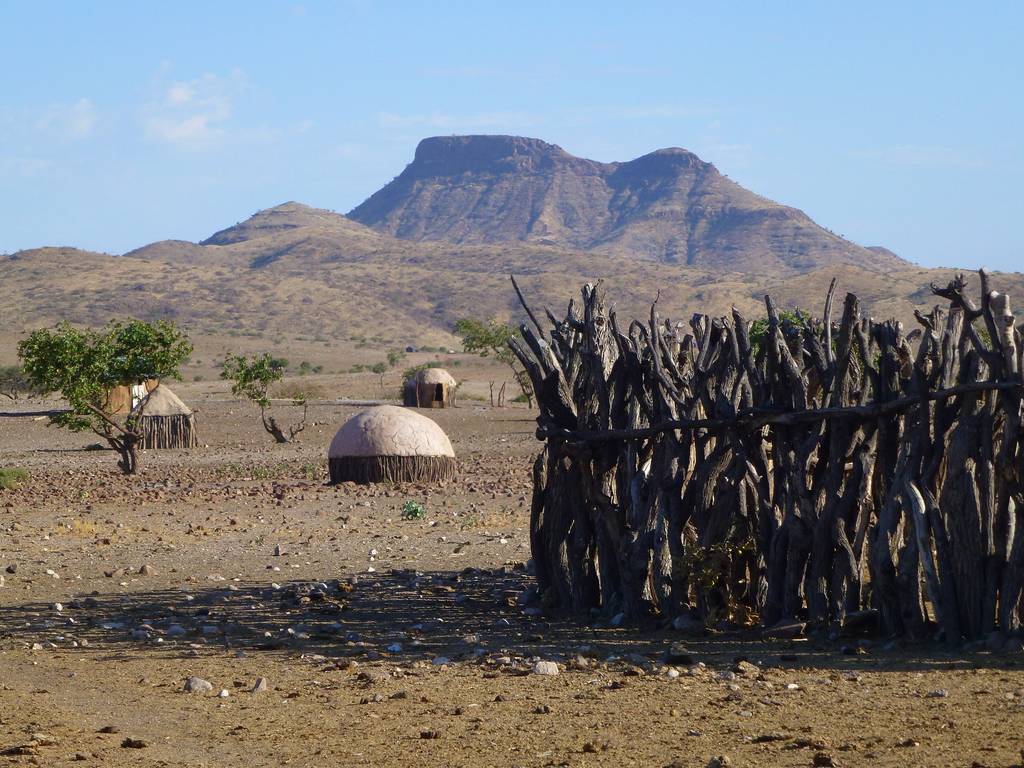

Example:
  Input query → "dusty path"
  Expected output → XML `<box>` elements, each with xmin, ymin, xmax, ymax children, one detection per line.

<box><xmin>2</xmin><ymin>393</ymin><xmax>1023</xmax><ymax>767</ymax></box>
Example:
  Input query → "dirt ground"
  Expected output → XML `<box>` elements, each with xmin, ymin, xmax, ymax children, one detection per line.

<box><xmin>2</xmin><ymin>380</ymin><xmax>1023</xmax><ymax>768</ymax></box>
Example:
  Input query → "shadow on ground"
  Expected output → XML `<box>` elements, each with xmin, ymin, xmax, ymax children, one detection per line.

<box><xmin>1</xmin><ymin>568</ymin><xmax>1020</xmax><ymax>674</ymax></box>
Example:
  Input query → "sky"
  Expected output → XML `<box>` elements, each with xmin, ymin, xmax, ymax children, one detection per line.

<box><xmin>0</xmin><ymin>1</ymin><xmax>1021</xmax><ymax>271</ymax></box>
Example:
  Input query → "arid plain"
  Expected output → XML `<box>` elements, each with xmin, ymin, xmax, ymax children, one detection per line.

<box><xmin>2</xmin><ymin>347</ymin><xmax>1023</xmax><ymax>768</ymax></box>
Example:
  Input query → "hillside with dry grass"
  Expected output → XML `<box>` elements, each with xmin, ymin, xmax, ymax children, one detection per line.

<box><xmin>3</xmin><ymin>202</ymin><xmax>1020</xmax><ymax>368</ymax></box>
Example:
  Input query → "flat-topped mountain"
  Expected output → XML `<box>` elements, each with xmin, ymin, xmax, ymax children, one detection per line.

<box><xmin>349</xmin><ymin>135</ymin><xmax>906</xmax><ymax>274</ymax></box>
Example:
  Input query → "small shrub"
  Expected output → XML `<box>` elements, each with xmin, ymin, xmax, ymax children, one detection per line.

<box><xmin>402</xmin><ymin>500</ymin><xmax>427</xmax><ymax>520</ymax></box>
<box><xmin>0</xmin><ymin>467</ymin><xmax>29</xmax><ymax>490</ymax></box>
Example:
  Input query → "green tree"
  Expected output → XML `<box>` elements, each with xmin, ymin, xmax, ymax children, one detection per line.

<box><xmin>454</xmin><ymin>318</ymin><xmax>533</xmax><ymax>407</ymax></box>
<box><xmin>370</xmin><ymin>361</ymin><xmax>388</xmax><ymax>391</ymax></box>
<box><xmin>749</xmin><ymin>308</ymin><xmax>812</xmax><ymax>356</ymax></box>
<box><xmin>220</xmin><ymin>352</ymin><xmax>307</xmax><ymax>443</ymax></box>
<box><xmin>386</xmin><ymin>348</ymin><xmax>406</xmax><ymax>368</ymax></box>
<box><xmin>18</xmin><ymin>320</ymin><xmax>192</xmax><ymax>474</ymax></box>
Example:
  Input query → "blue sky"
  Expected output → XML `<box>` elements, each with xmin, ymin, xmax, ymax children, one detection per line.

<box><xmin>1</xmin><ymin>1</ymin><xmax>1020</xmax><ymax>270</ymax></box>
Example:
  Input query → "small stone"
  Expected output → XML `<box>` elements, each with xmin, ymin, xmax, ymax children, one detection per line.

<box><xmin>664</xmin><ymin>643</ymin><xmax>695</xmax><ymax>665</ymax></box>
<box><xmin>897</xmin><ymin>738</ymin><xmax>919</xmax><ymax>748</ymax></box>
<box><xmin>5</xmin><ymin>564</ymin><xmax>15</xmax><ymax>574</ymax></box>
<box><xmin>98</xmin><ymin>726</ymin><xmax>120</xmax><ymax>734</ymax></box>
<box><xmin>120</xmin><ymin>738</ymin><xmax>148</xmax><ymax>749</ymax></box>
<box><xmin>273</xmin><ymin>544</ymin><xmax>284</xmax><ymax>557</ymax></box>
<box><xmin>706</xmin><ymin>757</ymin><xmax>731</xmax><ymax>768</ymax></box>
<box><xmin>716</xmin><ymin>670</ymin><xmax>736</xmax><ymax>682</ymax></box>
<box><xmin>218</xmin><ymin>689</ymin><xmax>230</xmax><ymax>698</ymax></box>
<box><xmin>184</xmin><ymin>676</ymin><xmax>213</xmax><ymax>694</ymax></box>
<box><xmin>813</xmin><ymin>752</ymin><xmax>836</xmax><ymax>767</ymax></box>
<box><xmin>732</xmin><ymin>660</ymin><xmax>758</xmax><ymax>675</ymax></box>
<box><xmin>752</xmin><ymin>732</ymin><xmax>790</xmax><ymax>743</ymax></box>
<box><xmin>419</xmin><ymin>730</ymin><xmax>441</xmax><ymax>739</ymax></box>
<box><xmin>532</xmin><ymin>660</ymin><xmax>560</xmax><ymax>676</ymax></box>
<box><xmin>139</xmin><ymin>564</ymin><xmax>156</xmax><ymax>576</ymax></box>
<box><xmin>925</xmin><ymin>689</ymin><xmax>948</xmax><ymax>698</ymax></box>
<box><xmin>583</xmin><ymin>742</ymin><xmax>599</xmax><ymax>754</ymax></box>
<box><xmin>786</xmin><ymin>683</ymin><xmax>801</xmax><ymax>691</ymax></box>
<box><xmin>252</xmin><ymin>677</ymin><xmax>268</xmax><ymax>693</ymax></box>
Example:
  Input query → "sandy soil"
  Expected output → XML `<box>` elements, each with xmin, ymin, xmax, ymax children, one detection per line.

<box><xmin>2</xmin><ymin>383</ymin><xmax>1023</xmax><ymax>768</ymax></box>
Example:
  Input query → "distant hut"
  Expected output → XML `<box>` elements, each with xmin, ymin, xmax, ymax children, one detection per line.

<box><xmin>328</xmin><ymin>405</ymin><xmax>456</xmax><ymax>484</ymax></box>
<box><xmin>403</xmin><ymin>368</ymin><xmax>458</xmax><ymax>408</ymax></box>
<box><xmin>135</xmin><ymin>386</ymin><xmax>198</xmax><ymax>449</ymax></box>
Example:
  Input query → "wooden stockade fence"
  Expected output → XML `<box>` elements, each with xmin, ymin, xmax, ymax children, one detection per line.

<box><xmin>509</xmin><ymin>271</ymin><xmax>1024</xmax><ymax>643</ymax></box>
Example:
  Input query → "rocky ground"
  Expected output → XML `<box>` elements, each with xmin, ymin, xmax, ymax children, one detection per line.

<box><xmin>2</xmin><ymin>387</ymin><xmax>1023</xmax><ymax>767</ymax></box>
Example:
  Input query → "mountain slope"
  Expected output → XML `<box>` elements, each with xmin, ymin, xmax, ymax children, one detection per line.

<box><xmin>3</xmin><ymin>223</ymin><xmax>1015</xmax><ymax>360</ymax></box>
<box><xmin>349</xmin><ymin>135</ymin><xmax>905</xmax><ymax>274</ymax></box>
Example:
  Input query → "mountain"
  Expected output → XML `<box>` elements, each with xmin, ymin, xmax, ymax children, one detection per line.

<box><xmin>3</xmin><ymin>209</ymin><xmax>1016</xmax><ymax>362</ymax></box>
<box><xmin>3</xmin><ymin>140</ymin><xmax>1013</xmax><ymax>362</ymax></box>
<box><xmin>349</xmin><ymin>135</ymin><xmax>906</xmax><ymax>274</ymax></box>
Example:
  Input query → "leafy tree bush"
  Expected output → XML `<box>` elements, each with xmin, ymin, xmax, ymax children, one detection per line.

<box><xmin>18</xmin><ymin>320</ymin><xmax>192</xmax><ymax>473</ymax></box>
<box><xmin>402</xmin><ymin>500</ymin><xmax>427</xmax><ymax>520</ymax></box>
<box><xmin>454</xmin><ymin>318</ymin><xmax>533</xmax><ymax>407</ymax></box>
<box><xmin>220</xmin><ymin>352</ymin><xmax>307</xmax><ymax>443</ymax></box>
<box><xmin>748</xmin><ymin>308</ymin><xmax>812</xmax><ymax>356</ymax></box>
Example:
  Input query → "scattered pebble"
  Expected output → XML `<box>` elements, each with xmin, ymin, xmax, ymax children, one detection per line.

<box><xmin>184</xmin><ymin>676</ymin><xmax>213</xmax><ymax>694</ymax></box>
<box><xmin>532</xmin><ymin>660</ymin><xmax>559</xmax><ymax>676</ymax></box>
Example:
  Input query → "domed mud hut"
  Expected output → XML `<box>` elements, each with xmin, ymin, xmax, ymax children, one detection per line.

<box><xmin>402</xmin><ymin>367</ymin><xmax>457</xmax><ymax>408</ymax></box>
<box><xmin>135</xmin><ymin>385</ymin><xmax>198</xmax><ymax>449</ymax></box>
<box><xmin>328</xmin><ymin>405</ymin><xmax>456</xmax><ymax>484</ymax></box>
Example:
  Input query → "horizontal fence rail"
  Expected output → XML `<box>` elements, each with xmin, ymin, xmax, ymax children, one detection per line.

<box><xmin>510</xmin><ymin>271</ymin><xmax>1024</xmax><ymax>643</ymax></box>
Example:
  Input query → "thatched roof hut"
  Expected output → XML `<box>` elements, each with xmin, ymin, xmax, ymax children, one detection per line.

<box><xmin>402</xmin><ymin>367</ymin><xmax>458</xmax><ymax>408</ymax></box>
<box><xmin>328</xmin><ymin>405</ymin><xmax>455</xmax><ymax>484</ymax></box>
<box><xmin>136</xmin><ymin>386</ymin><xmax>198</xmax><ymax>449</ymax></box>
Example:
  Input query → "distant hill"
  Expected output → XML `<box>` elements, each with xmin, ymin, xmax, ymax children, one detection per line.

<box><xmin>349</xmin><ymin>135</ymin><xmax>907</xmax><ymax>274</ymax></box>
<box><xmin>3</xmin><ymin>212</ymin><xmax>1016</xmax><ymax>359</ymax></box>
<box><xmin>4</xmin><ymin>138</ymin><xmax>1016</xmax><ymax>361</ymax></box>
<box><xmin>200</xmin><ymin>201</ymin><xmax>371</xmax><ymax>246</ymax></box>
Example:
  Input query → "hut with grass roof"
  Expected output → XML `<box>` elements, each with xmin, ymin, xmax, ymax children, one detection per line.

<box><xmin>402</xmin><ymin>367</ymin><xmax>458</xmax><ymax>408</ymax></box>
<box><xmin>328</xmin><ymin>405</ymin><xmax>455</xmax><ymax>484</ymax></box>
<box><xmin>135</xmin><ymin>385</ymin><xmax>198</xmax><ymax>449</ymax></box>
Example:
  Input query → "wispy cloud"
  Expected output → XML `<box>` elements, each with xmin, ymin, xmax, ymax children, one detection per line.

<box><xmin>142</xmin><ymin>70</ymin><xmax>246</xmax><ymax>148</ymax></box>
<box><xmin>36</xmin><ymin>98</ymin><xmax>98</xmax><ymax>140</ymax></box>
<box><xmin>849</xmin><ymin>144</ymin><xmax>985</xmax><ymax>169</ymax></box>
